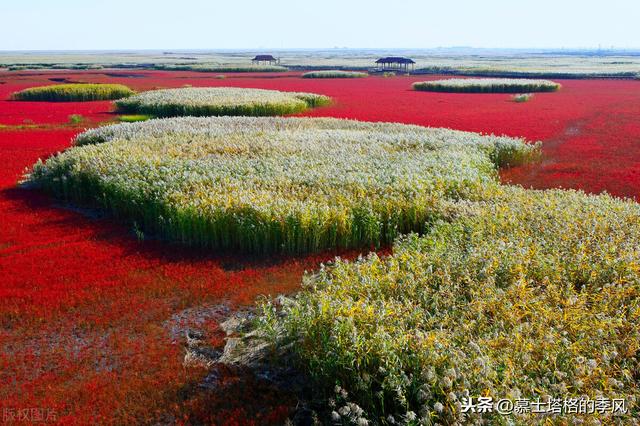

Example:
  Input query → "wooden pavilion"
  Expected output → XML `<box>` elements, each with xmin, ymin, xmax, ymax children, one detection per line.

<box><xmin>375</xmin><ymin>56</ymin><xmax>416</xmax><ymax>72</ymax></box>
<box><xmin>252</xmin><ymin>55</ymin><xmax>279</xmax><ymax>65</ymax></box>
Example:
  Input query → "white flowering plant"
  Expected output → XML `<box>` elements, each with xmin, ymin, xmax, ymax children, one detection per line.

<box><xmin>29</xmin><ymin>116</ymin><xmax>539</xmax><ymax>254</ymax></box>
<box><xmin>513</xmin><ymin>93</ymin><xmax>534</xmax><ymax>103</ymax></box>
<box><xmin>114</xmin><ymin>87</ymin><xmax>331</xmax><ymax>117</ymax></box>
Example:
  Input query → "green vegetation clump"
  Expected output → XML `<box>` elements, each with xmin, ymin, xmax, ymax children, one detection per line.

<box><xmin>115</xmin><ymin>87</ymin><xmax>331</xmax><ymax>117</ymax></box>
<box><xmin>302</xmin><ymin>70</ymin><xmax>368</xmax><ymax>79</ymax></box>
<box><xmin>30</xmin><ymin>116</ymin><xmax>539</xmax><ymax>254</ymax></box>
<box><xmin>12</xmin><ymin>84</ymin><xmax>134</xmax><ymax>102</ymax></box>
<box><xmin>118</xmin><ymin>114</ymin><xmax>152</xmax><ymax>123</ymax></box>
<box><xmin>260</xmin><ymin>187</ymin><xmax>640</xmax><ymax>423</ymax></box>
<box><xmin>413</xmin><ymin>78</ymin><xmax>560</xmax><ymax>93</ymax></box>
<box><xmin>68</xmin><ymin>114</ymin><xmax>84</xmax><ymax>124</ymax></box>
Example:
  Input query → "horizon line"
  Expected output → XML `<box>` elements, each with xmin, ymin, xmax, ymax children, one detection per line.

<box><xmin>2</xmin><ymin>47</ymin><xmax>640</xmax><ymax>53</ymax></box>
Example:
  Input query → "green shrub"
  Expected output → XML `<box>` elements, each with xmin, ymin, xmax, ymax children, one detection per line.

<box><xmin>302</xmin><ymin>70</ymin><xmax>368</xmax><ymax>79</ymax></box>
<box><xmin>118</xmin><ymin>114</ymin><xmax>152</xmax><ymax>123</ymax></box>
<box><xmin>12</xmin><ymin>84</ymin><xmax>134</xmax><ymax>102</ymax></box>
<box><xmin>68</xmin><ymin>114</ymin><xmax>84</xmax><ymax>124</ymax></box>
<box><xmin>261</xmin><ymin>187</ymin><xmax>640</xmax><ymax>423</ymax></box>
<box><xmin>30</xmin><ymin>116</ymin><xmax>539</xmax><ymax>254</ymax></box>
<box><xmin>115</xmin><ymin>87</ymin><xmax>331</xmax><ymax>117</ymax></box>
<box><xmin>413</xmin><ymin>78</ymin><xmax>561</xmax><ymax>93</ymax></box>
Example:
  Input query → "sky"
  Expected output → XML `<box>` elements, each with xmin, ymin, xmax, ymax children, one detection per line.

<box><xmin>2</xmin><ymin>0</ymin><xmax>639</xmax><ymax>50</ymax></box>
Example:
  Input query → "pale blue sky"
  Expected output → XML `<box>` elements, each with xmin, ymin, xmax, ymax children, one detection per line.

<box><xmin>2</xmin><ymin>0</ymin><xmax>638</xmax><ymax>50</ymax></box>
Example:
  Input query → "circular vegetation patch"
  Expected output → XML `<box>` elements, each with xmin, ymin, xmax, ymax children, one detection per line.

<box><xmin>413</xmin><ymin>78</ymin><xmax>560</xmax><ymax>93</ymax></box>
<box><xmin>114</xmin><ymin>87</ymin><xmax>331</xmax><ymax>117</ymax></box>
<box><xmin>12</xmin><ymin>83</ymin><xmax>135</xmax><ymax>101</ymax></box>
<box><xmin>31</xmin><ymin>116</ymin><xmax>539</xmax><ymax>253</ymax></box>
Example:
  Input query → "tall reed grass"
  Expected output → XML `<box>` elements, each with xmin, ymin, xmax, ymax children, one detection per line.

<box><xmin>31</xmin><ymin>117</ymin><xmax>539</xmax><ymax>254</ymax></box>
<box><xmin>115</xmin><ymin>87</ymin><xmax>331</xmax><ymax>117</ymax></box>
<box><xmin>259</xmin><ymin>187</ymin><xmax>640</xmax><ymax>423</ymax></box>
<box><xmin>12</xmin><ymin>84</ymin><xmax>134</xmax><ymax>101</ymax></box>
<box><xmin>413</xmin><ymin>78</ymin><xmax>560</xmax><ymax>93</ymax></box>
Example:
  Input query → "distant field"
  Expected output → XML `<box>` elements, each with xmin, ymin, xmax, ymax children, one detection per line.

<box><xmin>2</xmin><ymin>49</ymin><xmax>640</xmax><ymax>78</ymax></box>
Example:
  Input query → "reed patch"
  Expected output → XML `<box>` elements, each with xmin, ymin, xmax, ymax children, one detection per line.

<box><xmin>259</xmin><ymin>187</ymin><xmax>640</xmax><ymax>423</ymax></box>
<box><xmin>115</xmin><ymin>87</ymin><xmax>331</xmax><ymax>117</ymax></box>
<box><xmin>30</xmin><ymin>116</ymin><xmax>539</xmax><ymax>254</ymax></box>
<box><xmin>12</xmin><ymin>83</ymin><xmax>134</xmax><ymax>101</ymax></box>
<box><xmin>413</xmin><ymin>78</ymin><xmax>560</xmax><ymax>93</ymax></box>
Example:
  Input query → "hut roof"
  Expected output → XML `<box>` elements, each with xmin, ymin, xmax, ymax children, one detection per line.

<box><xmin>375</xmin><ymin>56</ymin><xmax>416</xmax><ymax>64</ymax></box>
<box><xmin>253</xmin><ymin>55</ymin><xmax>277</xmax><ymax>61</ymax></box>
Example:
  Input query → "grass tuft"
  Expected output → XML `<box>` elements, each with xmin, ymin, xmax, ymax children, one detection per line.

<box><xmin>68</xmin><ymin>114</ymin><xmax>84</xmax><ymax>124</ymax></box>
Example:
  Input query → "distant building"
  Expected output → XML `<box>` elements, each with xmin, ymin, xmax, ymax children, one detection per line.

<box><xmin>252</xmin><ymin>55</ymin><xmax>279</xmax><ymax>65</ymax></box>
<box><xmin>375</xmin><ymin>57</ymin><xmax>416</xmax><ymax>72</ymax></box>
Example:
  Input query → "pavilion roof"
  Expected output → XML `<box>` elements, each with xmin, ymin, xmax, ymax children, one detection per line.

<box><xmin>375</xmin><ymin>56</ymin><xmax>416</xmax><ymax>64</ymax></box>
<box><xmin>253</xmin><ymin>55</ymin><xmax>277</xmax><ymax>61</ymax></box>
